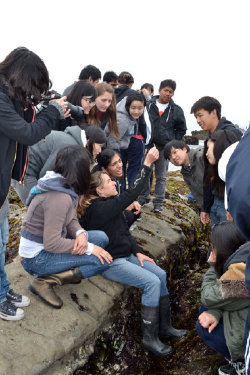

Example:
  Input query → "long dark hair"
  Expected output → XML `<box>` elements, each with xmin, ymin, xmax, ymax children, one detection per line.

<box><xmin>0</xmin><ymin>47</ymin><xmax>51</xmax><ymax>107</ymax></box>
<box><xmin>96</xmin><ymin>148</ymin><xmax>119</xmax><ymax>169</ymax></box>
<box><xmin>204</xmin><ymin>129</ymin><xmax>238</xmax><ymax>197</ymax></box>
<box><xmin>210</xmin><ymin>221</ymin><xmax>246</xmax><ymax>275</ymax></box>
<box><xmin>67</xmin><ymin>80</ymin><xmax>97</xmax><ymax>106</ymax></box>
<box><xmin>54</xmin><ymin>145</ymin><xmax>93</xmax><ymax>196</ymax></box>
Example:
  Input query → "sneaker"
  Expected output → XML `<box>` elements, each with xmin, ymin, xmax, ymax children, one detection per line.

<box><xmin>138</xmin><ymin>199</ymin><xmax>151</xmax><ymax>207</ymax></box>
<box><xmin>0</xmin><ymin>300</ymin><xmax>24</xmax><ymax>321</ymax></box>
<box><xmin>231</xmin><ymin>361</ymin><xmax>246</xmax><ymax>375</ymax></box>
<box><xmin>218</xmin><ymin>363</ymin><xmax>234</xmax><ymax>375</ymax></box>
<box><xmin>7</xmin><ymin>289</ymin><xmax>30</xmax><ymax>307</ymax></box>
<box><xmin>154</xmin><ymin>206</ymin><xmax>163</xmax><ymax>214</ymax></box>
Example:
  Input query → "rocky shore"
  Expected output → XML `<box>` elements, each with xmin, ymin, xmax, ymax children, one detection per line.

<box><xmin>1</xmin><ymin>172</ymin><xmax>226</xmax><ymax>375</ymax></box>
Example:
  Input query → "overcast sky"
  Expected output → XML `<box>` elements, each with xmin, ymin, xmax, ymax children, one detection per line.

<box><xmin>1</xmin><ymin>0</ymin><xmax>249</xmax><ymax>133</ymax></box>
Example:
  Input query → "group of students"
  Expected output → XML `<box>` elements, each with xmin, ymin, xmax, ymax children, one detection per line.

<box><xmin>0</xmin><ymin>47</ymin><xmax>250</xmax><ymax>373</ymax></box>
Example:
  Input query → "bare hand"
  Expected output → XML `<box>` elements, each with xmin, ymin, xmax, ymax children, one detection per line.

<box><xmin>63</xmin><ymin>109</ymin><xmax>71</xmax><ymax>118</ymax></box>
<box><xmin>52</xmin><ymin>95</ymin><xmax>68</xmax><ymax>112</ymax></box>
<box><xmin>92</xmin><ymin>245</ymin><xmax>113</xmax><ymax>264</ymax></box>
<box><xmin>126</xmin><ymin>201</ymin><xmax>141</xmax><ymax>214</ymax></box>
<box><xmin>200</xmin><ymin>212</ymin><xmax>210</xmax><ymax>224</ymax></box>
<box><xmin>198</xmin><ymin>312</ymin><xmax>218</xmax><ymax>333</ymax></box>
<box><xmin>144</xmin><ymin>147</ymin><xmax>159</xmax><ymax>167</ymax></box>
<box><xmin>141</xmin><ymin>88</ymin><xmax>150</xmax><ymax>96</ymax></box>
<box><xmin>137</xmin><ymin>252</ymin><xmax>156</xmax><ymax>267</ymax></box>
<box><xmin>72</xmin><ymin>232</ymin><xmax>88</xmax><ymax>254</ymax></box>
<box><xmin>208</xmin><ymin>250</ymin><xmax>216</xmax><ymax>263</ymax></box>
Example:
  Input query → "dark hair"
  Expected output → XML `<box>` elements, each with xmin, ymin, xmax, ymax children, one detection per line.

<box><xmin>190</xmin><ymin>96</ymin><xmax>222</xmax><ymax>120</ymax></box>
<box><xmin>53</xmin><ymin>145</ymin><xmax>92</xmax><ymax>195</ymax></box>
<box><xmin>96</xmin><ymin>148</ymin><xmax>119</xmax><ymax>169</ymax></box>
<box><xmin>103</xmin><ymin>71</ymin><xmax>118</xmax><ymax>83</ymax></box>
<box><xmin>210</xmin><ymin>221</ymin><xmax>246</xmax><ymax>275</ymax></box>
<box><xmin>0</xmin><ymin>47</ymin><xmax>51</xmax><ymax>106</ymax></box>
<box><xmin>79</xmin><ymin>65</ymin><xmax>101</xmax><ymax>81</ymax></box>
<box><xmin>118</xmin><ymin>71</ymin><xmax>134</xmax><ymax>85</ymax></box>
<box><xmin>204</xmin><ymin>129</ymin><xmax>238</xmax><ymax>197</ymax></box>
<box><xmin>125</xmin><ymin>92</ymin><xmax>146</xmax><ymax>112</ymax></box>
<box><xmin>85</xmin><ymin>125</ymin><xmax>106</xmax><ymax>156</ymax></box>
<box><xmin>88</xmin><ymin>82</ymin><xmax>119</xmax><ymax>139</ymax></box>
<box><xmin>159</xmin><ymin>79</ymin><xmax>176</xmax><ymax>91</ymax></box>
<box><xmin>141</xmin><ymin>83</ymin><xmax>154</xmax><ymax>94</ymax></box>
<box><xmin>67</xmin><ymin>81</ymin><xmax>97</xmax><ymax>106</ymax></box>
<box><xmin>164</xmin><ymin>140</ymin><xmax>190</xmax><ymax>160</ymax></box>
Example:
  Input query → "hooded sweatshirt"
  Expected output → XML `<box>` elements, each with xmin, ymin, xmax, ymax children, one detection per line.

<box><xmin>27</xmin><ymin>126</ymin><xmax>87</xmax><ymax>179</ymax></box>
<box><xmin>19</xmin><ymin>171</ymin><xmax>91</xmax><ymax>258</ymax></box>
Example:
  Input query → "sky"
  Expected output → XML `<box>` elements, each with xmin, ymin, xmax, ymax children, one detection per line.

<box><xmin>1</xmin><ymin>0</ymin><xmax>249</xmax><ymax>134</ymax></box>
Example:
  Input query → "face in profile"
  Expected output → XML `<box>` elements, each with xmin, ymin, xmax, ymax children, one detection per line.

<box><xmin>97</xmin><ymin>173</ymin><xmax>118</xmax><ymax>197</ymax></box>
<box><xmin>206</xmin><ymin>139</ymin><xmax>216</xmax><ymax>165</ymax></box>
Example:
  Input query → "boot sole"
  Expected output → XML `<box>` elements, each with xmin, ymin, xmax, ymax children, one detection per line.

<box><xmin>28</xmin><ymin>285</ymin><xmax>63</xmax><ymax>309</ymax></box>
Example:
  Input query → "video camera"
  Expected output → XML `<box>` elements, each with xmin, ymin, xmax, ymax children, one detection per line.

<box><xmin>41</xmin><ymin>90</ymin><xmax>84</xmax><ymax>120</ymax></box>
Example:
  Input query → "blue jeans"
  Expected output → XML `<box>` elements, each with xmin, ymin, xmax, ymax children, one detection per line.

<box><xmin>120</xmin><ymin>137</ymin><xmax>144</xmax><ymax>189</ymax></box>
<box><xmin>210</xmin><ymin>196</ymin><xmax>227</xmax><ymax>227</ymax></box>
<box><xmin>21</xmin><ymin>231</ymin><xmax>109</xmax><ymax>279</ymax></box>
<box><xmin>139</xmin><ymin>149</ymin><xmax>169</xmax><ymax>207</ymax></box>
<box><xmin>102</xmin><ymin>254</ymin><xmax>168</xmax><ymax>306</ymax></box>
<box><xmin>196</xmin><ymin>305</ymin><xmax>231</xmax><ymax>360</ymax></box>
<box><xmin>0</xmin><ymin>217</ymin><xmax>10</xmax><ymax>303</ymax></box>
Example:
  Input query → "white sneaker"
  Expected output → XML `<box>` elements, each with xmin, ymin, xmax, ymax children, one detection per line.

<box><xmin>7</xmin><ymin>289</ymin><xmax>30</xmax><ymax>307</ymax></box>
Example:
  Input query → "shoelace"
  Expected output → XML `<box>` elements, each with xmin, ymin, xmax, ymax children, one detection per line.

<box><xmin>232</xmin><ymin>361</ymin><xmax>246</xmax><ymax>375</ymax></box>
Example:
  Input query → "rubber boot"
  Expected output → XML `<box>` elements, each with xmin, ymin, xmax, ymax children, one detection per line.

<box><xmin>159</xmin><ymin>295</ymin><xmax>188</xmax><ymax>341</ymax></box>
<box><xmin>141</xmin><ymin>304</ymin><xmax>174</xmax><ymax>356</ymax></box>
<box><xmin>28</xmin><ymin>268</ymin><xmax>83</xmax><ymax>309</ymax></box>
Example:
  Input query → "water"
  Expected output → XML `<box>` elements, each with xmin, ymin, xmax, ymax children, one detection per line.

<box><xmin>168</xmin><ymin>140</ymin><xmax>204</xmax><ymax>172</ymax></box>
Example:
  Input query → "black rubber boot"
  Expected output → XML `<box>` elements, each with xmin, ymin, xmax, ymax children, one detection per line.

<box><xmin>159</xmin><ymin>295</ymin><xmax>188</xmax><ymax>341</ymax></box>
<box><xmin>141</xmin><ymin>304</ymin><xmax>174</xmax><ymax>356</ymax></box>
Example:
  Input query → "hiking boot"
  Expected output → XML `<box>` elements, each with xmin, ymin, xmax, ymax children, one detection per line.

<box><xmin>7</xmin><ymin>289</ymin><xmax>30</xmax><ymax>307</ymax></box>
<box><xmin>0</xmin><ymin>300</ymin><xmax>24</xmax><ymax>321</ymax></box>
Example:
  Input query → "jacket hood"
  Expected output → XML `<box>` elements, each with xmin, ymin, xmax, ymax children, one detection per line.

<box><xmin>64</xmin><ymin>126</ymin><xmax>87</xmax><ymax>147</ymax></box>
<box><xmin>26</xmin><ymin>171</ymin><xmax>78</xmax><ymax>206</ymax></box>
<box><xmin>116</xmin><ymin>96</ymin><xmax>136</xmax><ymax>123</ymax></box>
<box><xmin>223</xmin><ymin>241</ymin><xmax>250</xmax><ymax>273</ymax></box>
<box><xmin>217</xmin><ymin>117</ymin><xmax>234</xmax><ymax>129</ymax></box>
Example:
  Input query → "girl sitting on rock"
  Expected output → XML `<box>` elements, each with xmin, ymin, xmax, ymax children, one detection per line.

<box><xmin>19</xmin><ymin>145</ymin><xmax>112</xmax><ymax>309</ymax></box>
<box><xmin>78</xmin><ymin>147</ymin><xmax>187</xmax><ymax>357</ymax></box>
<box><xmin>196</xmin><ymin>221</ymin><xmax>249</xmax><ymax>375</ymax></box>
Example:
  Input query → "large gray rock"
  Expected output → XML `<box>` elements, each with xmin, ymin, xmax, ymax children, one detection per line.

<box><xmin>0</xmin><ymin>199</ymin><xmax>200</xmax><ymax>375</ymax></box>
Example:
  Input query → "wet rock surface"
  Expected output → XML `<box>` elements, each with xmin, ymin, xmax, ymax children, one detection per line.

<box><xmin>4</xmin><ymin>172</ymin><xmax>226</xmax><ymax>374</ymax></box>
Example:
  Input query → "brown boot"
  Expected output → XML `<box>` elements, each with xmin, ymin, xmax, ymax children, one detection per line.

<box><xmin>28</xmin><ymin>268</ymin><xmax>83</xmax><ymax>309</ymax></box>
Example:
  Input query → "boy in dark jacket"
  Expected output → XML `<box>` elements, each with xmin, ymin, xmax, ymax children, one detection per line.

<box><xmin>139</xmin><ymin>79</ymin><xmax>187</xmax><ymax>213</ymax></box>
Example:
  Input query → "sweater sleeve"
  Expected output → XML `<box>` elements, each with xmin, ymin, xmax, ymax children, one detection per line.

<box><xmin>0</xmin><ymin>92</ymin><xmax>60</xmax><ymax>145</ymax></box>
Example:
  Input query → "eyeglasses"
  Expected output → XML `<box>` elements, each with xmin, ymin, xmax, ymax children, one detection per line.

<box><xmin>109</xmin><ymin>158</ymin><xmax>122</xmax><ymax>167</ymax></box>
<box><xmin>169</xmin><ymin>149</ymin><xmax>180</xmax><ymax>158</ymax></box>
<box><xmin>82</xmin><ymin>97</ymin><xmax>96</xmax><ymax>106</ymax></box>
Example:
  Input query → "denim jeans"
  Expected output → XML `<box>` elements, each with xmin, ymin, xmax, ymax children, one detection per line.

<box><xmin>0</xmin><ymin>217</ymin><xmax>10</xmax><ymax>303</ymax></box>
<box><xmin>120</xmin><ymin>137</ymin><xmax>144</xmax><ymax>190</ymax></box>
<box><xmin>210</xmin><ymin>196</ymin><xmax>227</xmax><ymax>227</ymax></box>
<box><xmin>21</xmin><ymin>230</ymin><xmax>109</xmax><ymax>279</ymax></box>
<box><xmin>139</xmin><ymin>149</ymin><xmax>169</xmax><ymax>207</ymax></box>
<box><xmin>102</xmin><ymin>254</ymin><xmax>168</xmax><ymax>306</ymax></box>
<box><xmin>196</xmin><ymin>305</ymin><xmax>231</xmax><ymax>360</ymax></box>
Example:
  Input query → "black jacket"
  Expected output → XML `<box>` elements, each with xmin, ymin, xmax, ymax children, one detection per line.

<box><xmin>149</xmin><ymin>96</ymin><xmax>187</xmax><ymax>150</ymax></box>
<box><xmin>0</xmin><ymin>84</ymin><xmax>60</xmax><ymax>208</ymax></box>
<box><xmin>79</xmin><ymin>165</ymin><xmax>151</xmax><ymax>259</ymax></box>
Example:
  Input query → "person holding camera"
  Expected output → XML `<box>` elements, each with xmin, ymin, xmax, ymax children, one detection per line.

<box><xmin>0</xmin><ymin>47</ymin><xmax>67</xmax><ymax>321</ymax></box>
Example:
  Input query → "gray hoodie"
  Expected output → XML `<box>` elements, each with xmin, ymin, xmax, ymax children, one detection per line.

<box><xmin>27</xmin><ymin>126</ymin><xmax>87</xmax><ymax>179</ymax></box>
<box><xmin>105</xmin><ymin>96</ymin><xmax>138</xmax><ymax>150</ymax></box>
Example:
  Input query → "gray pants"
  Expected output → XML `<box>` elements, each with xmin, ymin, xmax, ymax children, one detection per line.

<box><xmin>11</xmin><ymin>175</ymin><xmax>38</xmax><ymax>206</ymax></box>
<box><xmin>140</xmin><ymin>149</ymin><xmax>169</xmax><ymax>207</ymax></box>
